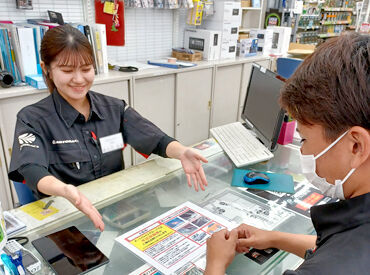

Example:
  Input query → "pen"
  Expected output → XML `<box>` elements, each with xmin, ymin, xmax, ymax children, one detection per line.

<box><xmin>75</xmin><ymin>162</ymin><xmax>80</xmax><ymax>170</ymax></box>
<box><xmin>90</xmin><ymin>131</ymin><xmax>99</xmax><ymax>147</ymax></box>
<box><xmin>43</xmin><ymin>200</ymin><xmax>54</xmax><ymax>210</ymax></box>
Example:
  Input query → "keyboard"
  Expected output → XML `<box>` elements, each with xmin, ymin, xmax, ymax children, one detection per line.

<box><xmin>210</xmin><ymin>122</ymin><xmax>274</xmax><ymax>167</ymax></box>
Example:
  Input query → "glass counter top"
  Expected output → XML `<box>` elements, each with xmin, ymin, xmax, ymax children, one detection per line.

<box><xmin>22</xmin><ymin>144</ymin><xmax>315</xmax><ymax>275</ymax></box>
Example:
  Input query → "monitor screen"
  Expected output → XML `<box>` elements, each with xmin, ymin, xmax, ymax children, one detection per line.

<box><xmin>241</xmin><ymin>64</ymin><xmax>284</xmax><ymax>150</ymax></box>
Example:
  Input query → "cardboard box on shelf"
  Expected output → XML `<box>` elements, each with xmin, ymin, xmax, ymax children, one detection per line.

<box><xmin>287</xmin><ymin>43</ymin><xmax>315</xmax><ymax>56</ymax></box>
<box><xmin>241</xmin><ymin>0</ymin><xmax>252</xmax><ymax>7</ymax></box>
<box><xmin>172</xmin><ymin>50</ymin><xmax>203</xmax><ymax>62</ymax></box>
<box><xmin>238</xmin><ymin>33</ymin><xmax>250</xmax><ymax>40</ymax></box>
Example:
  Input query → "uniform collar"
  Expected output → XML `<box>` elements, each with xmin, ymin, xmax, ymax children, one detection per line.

<box><xmin>311</xmin><ymin>192</ymin><xmax>370</xmax><ymax>246</ymax></box>
<box><xmin>88</xmin><ymin>91</ymin><xmax>105</xmax><ymax>121</ymax></box>
<box><xmin>52</xmin><ymin>90</ymin><xmax>105</xmax><ymax>128</ymax></box>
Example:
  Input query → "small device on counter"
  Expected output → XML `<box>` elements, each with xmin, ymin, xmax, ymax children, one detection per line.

<box><xmin>32</xmin><ymin>226</ymin><xmax>109</xmax><ymax>275</ymax></box>
<box><xmin>243</xmin><ymin>171</ymin><xmax>270</xmax><ymax>185</ymax></box>
<box><xmin>3</xmin><ymin>239</ymin><xmax>41</xmax><ymax>274</ymax></box>
<box><xmin>108</xmin><ymin>63</ymin><xmax>138</xmax><ymax>72</ymax></box>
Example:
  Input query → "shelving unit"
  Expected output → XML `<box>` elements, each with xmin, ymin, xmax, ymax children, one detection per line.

<box><xmin>239</xmin><ymin>0</ymin><xmax>267</xmax><ymax>32</ymax></box>
<box><xmin>241</xmin><ymin>7</ymin><xmax>261</xmax><ymax>10</ymax></box>
<box><xmin>356</xmin><ymin>0</ymin><xmax>370</xmax><ymax>32</ymax></box>
<box><xmin>296</xmin><ymin>0</ymin><xmax>358</xmax><ymax>45</ymax></box>
<box><xmin>318</xmin><ymin>32</ymin><xmax>340</xmax><ymax>37</ymax></box>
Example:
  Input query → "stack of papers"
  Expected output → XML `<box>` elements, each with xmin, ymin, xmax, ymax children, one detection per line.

<box><xmin>3</xmin><ymin>211</ymin><xmax>26</xmax><ymax>236</ymax></box>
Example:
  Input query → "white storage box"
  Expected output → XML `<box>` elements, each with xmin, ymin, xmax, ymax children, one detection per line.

<box><xmin>249</xmin><ymin>28</ymin><xmax>274</xmax><ymax>56</ymax></box>
<box><xmin>184</xmin><ymin>29</ymin><xmax>221</xmax><ymax>60</ymax></box>
<box><xmin>220</xmin><ymin>41</ymin><xmax>237</xmax><ymax>59</ymax></box>
<box><xmin>266</xmin><ymin>26</ymin><xmax>292</xmax><ymax>56</ymax></box>
<box><xmin>208</xmin><ymin>1</ymin><xmax>241</xmax><ymax>24</ymax></box>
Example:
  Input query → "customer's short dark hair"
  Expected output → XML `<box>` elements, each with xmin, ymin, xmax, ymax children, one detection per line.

<box><xmin>280</xmin><ymin>32</ymin><xmax>369</xmax><ymax>140</ymax></box>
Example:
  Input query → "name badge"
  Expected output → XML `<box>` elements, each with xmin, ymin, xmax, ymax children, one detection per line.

<box><xmin>99</xmin><ymin>133</ymin><xmax>124</xmax><ymax>154</ymax></box>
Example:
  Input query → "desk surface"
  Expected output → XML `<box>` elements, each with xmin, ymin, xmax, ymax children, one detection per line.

<box><xmin>16</xmin><ymin>143</ymin><xmax>313</xmax><ymax>274</ymax></box>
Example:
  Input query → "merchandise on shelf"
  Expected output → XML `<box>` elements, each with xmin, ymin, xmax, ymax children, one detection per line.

<box><xmin>296</xmin><ymin>0</ymin><xmax>357</xmax><ymax>44</ymax></box>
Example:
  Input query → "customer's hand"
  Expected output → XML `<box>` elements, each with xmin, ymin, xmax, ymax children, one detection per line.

<box><xmin>205</xmin><ymin>229</ymin><xmax>238</xmax><ymax>275</ymax></box>
<box><xmin>64</xmin><ymin>184</ymin><xmax>105</xmax><ymax>232</ymax></box>
<box><xmin>179</xmin><ymin>148</ymin><xmax>208</xmax><ymax>191</ymax></box>
<box><xmin>233</xmin><ymin>224</ymin><xmax>274</xmax><ymax>253</ymax></box>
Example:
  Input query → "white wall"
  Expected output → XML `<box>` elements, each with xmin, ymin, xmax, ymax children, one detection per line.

<box><xmin>0</xmin><ymin>0</ymin><xmax>188</xmax><ymax>63</ymax></box>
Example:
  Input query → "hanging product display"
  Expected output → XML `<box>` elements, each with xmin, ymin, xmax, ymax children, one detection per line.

<box><xmin>187</xmin><ymin>0</ymin><xmax>205</xmax><ymax>25</ymax></box>
<box><xmin>95</xmin><ymin>0</ymin><xmax>125</xmax><ymax>46</ymax></box>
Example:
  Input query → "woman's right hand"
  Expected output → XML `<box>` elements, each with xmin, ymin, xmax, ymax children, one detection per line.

<box><xmin>64</xmin><ymin>184</ymin><xmax>105</xmax><ymax>232</ymax></box>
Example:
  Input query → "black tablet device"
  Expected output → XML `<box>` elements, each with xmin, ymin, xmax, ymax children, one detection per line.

<box><xmin>32</xmin><ymin>226</ymin><xmax>109</xmax><ymax>275</ymax></box>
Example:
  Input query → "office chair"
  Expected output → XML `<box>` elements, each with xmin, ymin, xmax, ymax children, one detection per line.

<box><xmin>276</xmin><ymin>57</ymin><xmax>303</xmax><ymax>79</ymax></box>
<box><xmin>13</xmin><ymin>181</ymin><xmax>36</xmax><ymax>206</ymax></box>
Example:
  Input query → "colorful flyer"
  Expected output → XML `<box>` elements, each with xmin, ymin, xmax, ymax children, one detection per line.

<box><xmin>116</xmin><ymin>201</ymin><xmax>235</xmax><ymax>275</ymax></box>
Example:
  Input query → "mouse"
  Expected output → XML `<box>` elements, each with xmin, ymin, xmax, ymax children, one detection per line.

<box><xmin>243</xmin><ymin>171</ymin><xmax>270</xmax><ymax>185</ymax></box>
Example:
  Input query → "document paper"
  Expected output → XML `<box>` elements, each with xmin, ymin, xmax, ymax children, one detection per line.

<box><xmin>116</xmin><ymin>201</ymin><xmax>234</xmax><ymax>274</ymax></box>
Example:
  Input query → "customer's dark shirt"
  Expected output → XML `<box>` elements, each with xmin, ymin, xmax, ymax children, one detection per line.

<box><xmin>284</xmin><ymin>192</ymin><xmax>370</xmax><ymax>275</ymax></box>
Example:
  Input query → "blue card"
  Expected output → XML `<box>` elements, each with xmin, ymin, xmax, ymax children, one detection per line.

<box><xmin>231</xmin><ymin>169</ymin><xmax>295</xmax><ymax>194</ymax></box>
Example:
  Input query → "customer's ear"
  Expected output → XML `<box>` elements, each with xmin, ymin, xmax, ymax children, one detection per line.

<box><xmin>348</xmin><ymin>126</ymin><xmax>370</xmax><ymax>168</ymax></box>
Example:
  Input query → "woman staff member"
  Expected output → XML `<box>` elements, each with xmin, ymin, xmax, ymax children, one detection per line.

<box><xmin>8</xmin><ymin>25</ymin><xmax>208</xmax><ymax>232</ymax></box>
<box><xmin>205</xmin><ymin>32</ymin><xmax>370</xmax><ymax>274</ymax></box>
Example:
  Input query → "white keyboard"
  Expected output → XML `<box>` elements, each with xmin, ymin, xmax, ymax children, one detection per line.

<box><xmin>210</xmin><ymin>122</ymin><xmax>274</xmax><ymax>167</ymax></box>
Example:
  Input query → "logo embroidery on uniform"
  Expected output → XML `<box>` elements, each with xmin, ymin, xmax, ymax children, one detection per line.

<box><xmin>18</xmin><ymin>133</ymin><xmax>39</xmax><ymax>150</ymax></box>
<box><xmin>52</xmin><ymin>139</ymin><xmax>79</xmax><ymax>145</ymax></box>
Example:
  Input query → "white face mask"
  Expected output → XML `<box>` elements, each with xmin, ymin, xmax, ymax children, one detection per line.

<box><xmin>300</xmin><ymin>130</ymin><xmax>356</xmax><ymax>200</ymax></box>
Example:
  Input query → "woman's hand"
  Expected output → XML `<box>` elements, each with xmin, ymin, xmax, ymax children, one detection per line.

<box><xmin>179</xmin><ymin>148</ymin><xmax>208</xmax><ymax>191</ymax></box>
<box><xmin>64</xmin><ymin>184</ymin><xmax>105</xmax><ymax>232</ymax></box>
<box><xmin>205</xmin><ymin>229</ymin><xmax>238</xmax><ymax>275</ymax></box>
<box><xmin>233</xmin><ymin>224</ymin><xmax>274</xmax><ymax>253</ymax></box>
<box><xmin>165</xmin><ymin>141</ymin><xmax>209</xmax><ymax>191</ymax></box>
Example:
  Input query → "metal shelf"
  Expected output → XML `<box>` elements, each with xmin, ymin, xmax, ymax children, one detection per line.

<box><xmin>241</xmin><ymin>7</ymin><xmax>261</xmax><ymax>10</ymax></box>
<box><xmin>322</xmin><ymin>7</ymin><xmax>354</xmax><ymax>12</ymax></box>
<box><xmin>321</xmin><ymin>20</ymin><xmax>352</xmax><ymax>25</ymax></box>
<box><xmin>318</xmin><ymin>33</ymin><xmax>341</xmax><ymax>38</ymax></box>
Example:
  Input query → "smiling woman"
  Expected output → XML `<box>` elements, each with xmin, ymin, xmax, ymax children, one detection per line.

<box><xmin>40</xmin><ymin>25</ymin><xmax>94</xmax><ymax>95</ymax></box>
<box><xmin>8</xmin><ymin>24</ymin><xmax>209</xmax><ymax>232</ymax></box>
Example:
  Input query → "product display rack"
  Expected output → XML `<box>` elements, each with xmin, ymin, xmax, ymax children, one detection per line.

<box><xmin>296</xmin><ymin>0</ymin><xmax>358</xmax><ymax>45</ymax></box>
<box><xmin>296</xmin><ymin>1</ymin><xmax>322</xmax><ymax>44</ymax></box>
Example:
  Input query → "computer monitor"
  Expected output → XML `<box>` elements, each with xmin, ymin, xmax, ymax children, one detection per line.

<box><xmin>241</xmin><ymin>63</ymin><xmax>285</xmax><ymax>151</ymax></box>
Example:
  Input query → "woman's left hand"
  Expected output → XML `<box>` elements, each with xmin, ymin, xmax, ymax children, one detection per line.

<box><xmin>179</xmin><ymin>148</ymin><xmax>208</xmax><ymax>191</ymax></box>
